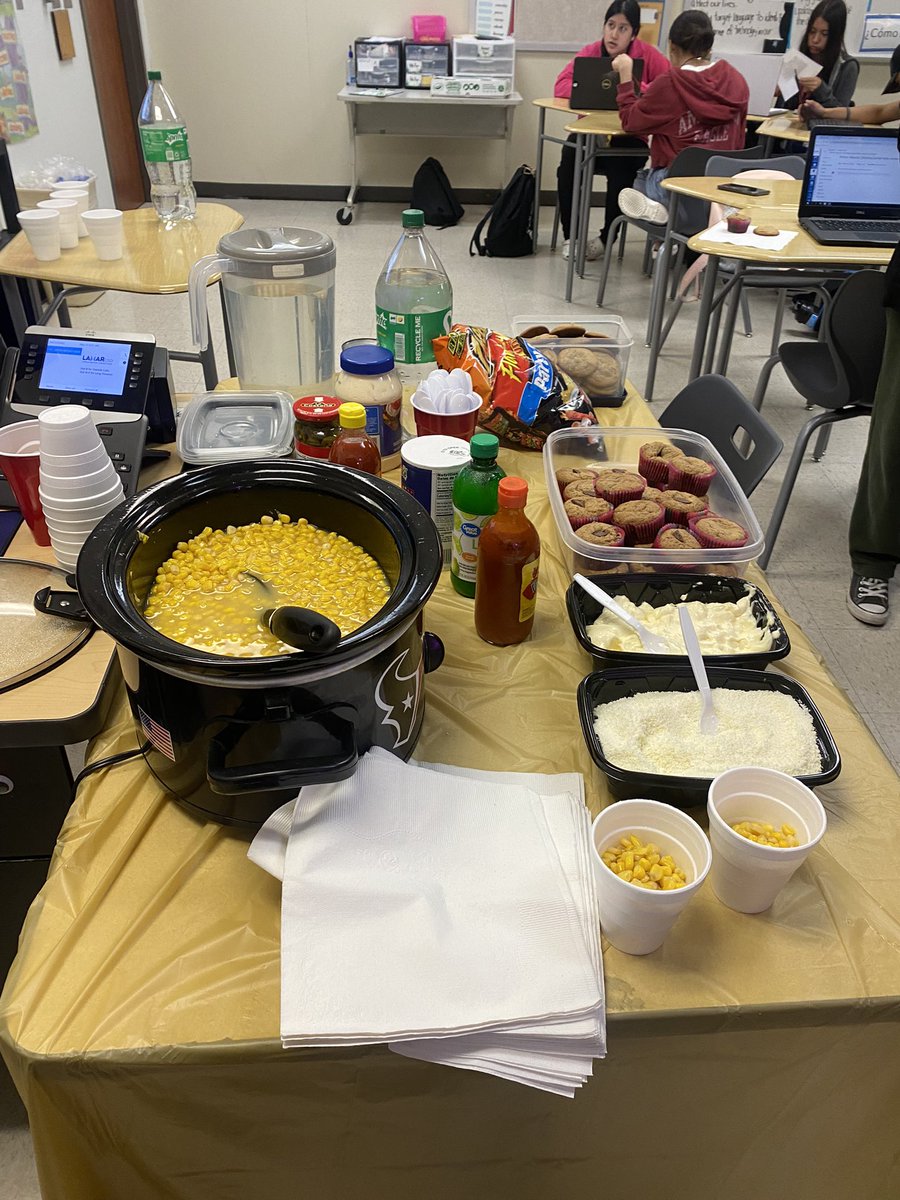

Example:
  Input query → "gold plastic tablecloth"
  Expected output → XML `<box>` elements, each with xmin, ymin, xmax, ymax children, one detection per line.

<box><xmin>3</xmin><ymin>390</ymin><xmax>900</xmax><ymax>1200</ymax></box>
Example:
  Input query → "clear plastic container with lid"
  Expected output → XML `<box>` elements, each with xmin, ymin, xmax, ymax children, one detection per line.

<box><xmin>177</xmin><ymin>392</ymin><xmax>295</xmax><ymax>467</ymax></box>
<box><xmin>335</xmin><ymin>344</ymin><xmax>403</xmax><ymax>471</ymax></box>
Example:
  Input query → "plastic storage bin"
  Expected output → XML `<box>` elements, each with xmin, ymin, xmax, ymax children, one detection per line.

<box><xmin>511</xmin><ymin>314</ymin><xmax>633</xmax><ymax>406</ymax></box>
<box><xmin>354</xmin><ymin>38</ymin><xmax>404</xmax><ymax>89</ymax></box>
<box><xmin>543</xmin><ymin>425</ymin><xmax>765</xmax><ymax>575</ymax></box>
<box><xmin>177</xmin><ymin>392</ymin><xmax>295</xmax><ymax>467</ymax></box>
<box><xmin>452</xmin><ymin>35</ymin><xmax>515</xmax><ymax>83</ymax></box>
<box><xmin>566</xmin><ymin>572</ymin><xmax>791</xmax><ymax>671</ymax></box>
<box><xmin>577</xmin><ymin>665</ymin><xmax>841</xmax><ymax>809</ymax></box>
<box><xmin>405</xmin><ymin>41</ymin><xmax>451</xmax><ymax>87</ymax></box>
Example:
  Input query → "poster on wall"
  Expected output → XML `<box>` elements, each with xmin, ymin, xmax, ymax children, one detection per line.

<box><xmin>0</xmin><ymin>0</ymin><xmax>37</xmax><ymax>142</ymax></box>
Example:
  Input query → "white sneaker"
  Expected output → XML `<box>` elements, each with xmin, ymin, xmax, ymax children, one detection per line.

<box><xmin>561</xmin><ymin>239</ymin><xmax>570</xmax><ymax>259</ymax></box>
<box><xmin>585</xmin><ymin>236</ymin><xmax>605</xmax><ymax>261</ymax></box>
<box><xmin>619</xmin><ymin>188</ymin><xmax>669</xmax><ymax>224</ymax></box>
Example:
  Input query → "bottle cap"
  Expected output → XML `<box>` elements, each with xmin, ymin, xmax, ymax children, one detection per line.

<box><xmin>498</xmin><ymin>477</ymin><xmax>528</xmax><ymax>508</ymax></box>
<box><xmin>339</xmin><ymin>344</ymin><xmax>395</xmax><ymax>375</ymax></box>
<box><xmin>402</xmin><ymin>209</ymin><xmax>425</xmax><ymax>228</ymax></box>
<box><xmin>469</xmin><ymin>432</ymin><xmax>500</xmax><ymax>460</ymax></box>
<box><xmin>338</xmin><ymin>402</ymin><xmax>367</xmax><ymax>429</ymax></box>
<box><xmin>147</xmin><ymin>70</ymin><xmax>161</xmax><ymax>80</ymax></box>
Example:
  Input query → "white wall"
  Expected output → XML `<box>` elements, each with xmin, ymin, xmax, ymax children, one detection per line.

<box><xmin>5</xmin><ymin>1</ymin><xmax>112</xmax><ymax>208</ymax></box>
<box><xmin>136</xmin><ymin>0</ymin><xmax>893</xmax><ymax>198</ymax></box>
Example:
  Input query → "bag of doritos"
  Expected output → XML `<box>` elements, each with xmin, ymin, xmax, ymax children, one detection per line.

<box><xmin>433</xmin><ymin>324</ymin><xmax>597</xmax><ymax>450</ymax></box>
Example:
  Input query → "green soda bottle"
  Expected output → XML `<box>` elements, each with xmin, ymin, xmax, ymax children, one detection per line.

<box><xmin>450</xmin><ymin>433</ymin><xmax>506</xmax><ymax>598</ymax></box>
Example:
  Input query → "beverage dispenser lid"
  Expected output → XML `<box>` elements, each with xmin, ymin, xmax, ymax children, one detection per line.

<box><xmin>217</xmin><ymin>227</ymin><xmax>336</xmax><ymax>276</ymax></box>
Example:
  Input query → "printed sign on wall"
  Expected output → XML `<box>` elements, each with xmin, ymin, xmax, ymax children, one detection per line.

<box><xmin>0</xmin><ymin>1</ymin><xmax>37</xmax><ymax>142</ymax></box>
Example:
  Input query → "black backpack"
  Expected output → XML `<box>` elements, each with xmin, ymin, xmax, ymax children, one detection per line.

<box><xmin>411</xmin><ymin>157</ymin><xmax>464</xmax><ymax>227</ymax></box>
<box><xmin>470</xmin><ymin>165</ymin><xmax>535</xmax><ymax>258</ymax></box>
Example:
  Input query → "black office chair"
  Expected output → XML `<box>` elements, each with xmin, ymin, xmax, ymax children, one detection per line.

<box><xmin>659</xmin><ymin>374</ymin><xmax>784</xmax><ymax>498</ymax></box>
<box><xmin>759</xmin><ymin>270</ymin><xmax>885</xmax><ymax>569</ymax></box>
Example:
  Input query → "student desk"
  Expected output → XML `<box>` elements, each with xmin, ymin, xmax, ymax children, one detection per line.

<box><xmin>531</xmin><ymin>97</ymin><xmax>592</xmax><ymax>253</ymax></box>
<box><xmin>756</xmin><ymin>113</ymin><xmax>811</xmax><ymax>154</ymax></box>
<box><xmin>0</xmin><ymin>204</ymin><xmax>243</xmax><ymax>388</ymax></box>
<box><xmin>336</xmin><ymin>87</ymin><xmax>522</xmax><ymax>225</ymax></box>
<box><xmin>4</xmin><ymin>387</ymin><xmax>900</xmax><ymax>1200</ymax></box>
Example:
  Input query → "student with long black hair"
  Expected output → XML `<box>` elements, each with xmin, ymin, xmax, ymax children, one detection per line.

<box><xmin>776</xmin><ymin>0</ymin><xmax>858</xmax><ymax>111</ymax></box>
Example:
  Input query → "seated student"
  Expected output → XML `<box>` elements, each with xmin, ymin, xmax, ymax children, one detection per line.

<box><xmin>774</xmin><ymin>0</ymin><xmax>858</xmax><ymax>112</ymax></box>
<box><xmin>554</xmin><ymin>0</ymin><xmax>669</xmax><ymax>260</ymax></box>
<box><xmin>883</xmin><ymin>44</ymin><xmax>900</xmax><ymax>94</ymax></box>
<box><xmin>611</xmin><ymin>10</ymin><xmax>749</xmax><ymax>225</ymax></box>
<box><xmin>802</xmin><ymin>93</ymin><xmax>900</xmax><ymax>124</ymax></box>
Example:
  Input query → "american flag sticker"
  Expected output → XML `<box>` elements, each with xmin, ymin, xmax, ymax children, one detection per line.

<box><xmin>138</xmin><ymin>707</ymin><xmax>175</xmax><ymax>761</ymax></box>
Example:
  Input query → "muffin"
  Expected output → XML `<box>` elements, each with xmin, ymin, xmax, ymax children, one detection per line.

<box><xmin>638</xmin><ymin>440</ymin><xmax>682</xmax><ymax>485</ymax></box>
<box><xmin>574</xmin><ymin>521</ymin><xmax>626</xmax><ymax>547</ymax></box>
<box><xmin>593</xmin><ymin>468</ymin><xmax>646</xmax><ymax>505</ymax></box>
<box><xmin>663</xmin><ymin>489</ymin><xmax>708</xmax><ymax>527</ymax></box>
<box><xmin>563</xmin><ymin>477</ymin><xmax>600</xmax><ymax>501</ymax></box>
<box><xmin>555</xmin><ymin>467</ymin><xmax>597</xmax><ymax>496</ymax></box>
<box><xmin>667</xmin><ymin>454</ymin><xmax>718</xmax><ymax>496</ymax></box>
<box><xmin>689</xmin><ymin>514</ymin><xmax>750</xmax><ymax>549</ymax></box>
<box><xmin>653</xmin><ymin>523</ymin><xmax>702</xmax><ymax>550</ymax></box>
<box><xmin>642</xmin><ymin>486</ymin><xmax>666</xmax><ymax>504</ymax></box>
<box><xmin>612</xmin><ymin>499</ymin><xmax>665</xmax><ymax>545</ymax></box>
<box><xmin>565</xmin><ymin>495</ymin><xmax>615</xmax><ymax>530</ymax></box>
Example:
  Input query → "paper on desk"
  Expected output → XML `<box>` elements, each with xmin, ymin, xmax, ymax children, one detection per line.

<box><xmin>776</xmin><ymin>48</ymin><xmax>822</xmax><ymax>102</ymax></box>
<box><xmin>701</xmin><ymin>220</ymin><xmax>797</xmax><ymax>252</ymax></box>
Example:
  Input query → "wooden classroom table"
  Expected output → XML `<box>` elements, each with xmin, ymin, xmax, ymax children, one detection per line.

<box><xmin>0</xmin><ymin>203</ymin><xmax>244</xmax><ymax>387</ymax></box>
<box><xmin>2</xmin><ymin>387</ymin><xmax>900</xmax><ymax>1200</ymax></box>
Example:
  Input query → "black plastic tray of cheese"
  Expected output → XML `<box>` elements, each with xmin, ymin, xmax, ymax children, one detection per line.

<box><xmin>577</xmin><ymin>665</ymin><xmax>841</xmax><ymax>809</ymax></box>
<box><xmin>566</xmin><ymin>573</ymin><xmax>790</xmax><ymax>671</ymax></box>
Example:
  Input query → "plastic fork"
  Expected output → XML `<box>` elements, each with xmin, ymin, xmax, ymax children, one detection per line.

<box><xmin>678</xmin><ymin>605</ymin><xmax>718</xmax><ymax>736</ymax></box>
<box><xmin>574</xmin><ymin>574</ymin><xmax>675</xmax><ymax>655</ymax></box>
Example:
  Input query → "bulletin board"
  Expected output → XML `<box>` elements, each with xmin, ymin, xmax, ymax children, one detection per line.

<box><xmin>500</xmin><ymin>0</ymin><xmax>667</xmax><ymax>51</ymax></box>
<box><xmin>0</xmin><ymin>0</ymin><xmax>37</xmax><ymax>141</ymax></box>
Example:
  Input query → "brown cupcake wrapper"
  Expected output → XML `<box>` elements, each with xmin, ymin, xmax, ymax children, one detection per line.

<box><xmin>568</xmin><ymin>511</ymin><xmax>602</xmax><ymax>530</ymax></box>
<box><xmin>667</xmin><ymin>461</ymin><xmax>717</xmax><ymax>496</ymax></box>
<box><xmin>688</xmin><ymin>514</ymin><xmax>749</xmax><ymax>549</ymax></box>
<box><xmin>638</xmin><ymin>451</ymin><xmax>672</xmax><ymax>486</ymax></box>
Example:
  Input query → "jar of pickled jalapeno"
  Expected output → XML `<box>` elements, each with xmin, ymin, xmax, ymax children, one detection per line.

<box><xmin>293</xmin><ymin>395</ymin><xmax>341</xmax><ymax>458</ymax></box>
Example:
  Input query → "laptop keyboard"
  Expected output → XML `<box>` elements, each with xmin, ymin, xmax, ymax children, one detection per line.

<box><xmin>812</xmin><ymin>219</ymin><xmax>900</xmax><ymax>233</ymax></box>
<box><xmin>807</xmin><ymin>118</ymin><xmax>856</xmax><ymax>129</ymax></box>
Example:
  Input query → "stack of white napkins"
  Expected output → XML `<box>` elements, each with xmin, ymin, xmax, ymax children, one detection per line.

<box><xmin>248</xmin><ymin>748</ymin><xmax>605</xmax><ymax>1096</ymax></box>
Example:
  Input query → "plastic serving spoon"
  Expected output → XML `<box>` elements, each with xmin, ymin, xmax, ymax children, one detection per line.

<box><xmin>241</xmin><ymin>571</ymin><xmax>341</xmax><ymax>654</ymax></box>
<box><xmin>678</xmin><ymin>605</ymin><xmax>718</xmax><ymax>736</ymax></box>
<box><xmin>574</xmin><ymin>574</ymin><xmax>674</xmax><ymax>654</ymax></box>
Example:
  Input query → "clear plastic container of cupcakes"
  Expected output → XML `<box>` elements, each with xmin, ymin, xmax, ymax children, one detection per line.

<box><xmin>543</xmin><ymin>425</ymin><xmax>764</xmax><ymax>575</ymax></box>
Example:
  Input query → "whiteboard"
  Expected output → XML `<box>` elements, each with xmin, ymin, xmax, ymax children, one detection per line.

<box><xmin>688</xmin><ymin>0</ymin><xmax>880</xmax><ymax>60</ymax></box>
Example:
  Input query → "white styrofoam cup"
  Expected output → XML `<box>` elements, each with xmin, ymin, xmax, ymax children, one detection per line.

<box><xmin>37</xmin><ymin>198</ymin><xmax>79</xmax><ymax>248</ymax></box>
<box><xmin>50</xmin><ymin>188</ymin><xmax>89</xmax><ymax>238</ymax></box>
<box><xmin>82</xmin><ymin>208</ymin><xmax>124</xmax><ymax>260</ymax></box>
<box><xmin>17</xmin><ymin>209</ymin><xmax>61</xmax><ymax>261</ymax></box>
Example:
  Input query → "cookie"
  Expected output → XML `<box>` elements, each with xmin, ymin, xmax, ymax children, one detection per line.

<box><xmin>753</xmin><ymin>226</ymin><xmax>780</xmax><ymax>237</ymax></box>
<box><xmin>519</xmin><ymin>325</ymin><xmax>549</xmax><ymax>338</ymax></box>
<box><xmin>584</xmin><ymin>352</ymin><xmax>620</xmax><ymax>396</ymax></box>
<box><xmin>550</xmin><ymin>324</ymin><xmax>587</xmax><ymax>338</ymax></box>
<box><xmin>583</xmin><ymin>332</ymin><xmax>611</xmax><ymax>340</ymax></box>
<box><xmin>557</xmin><ymin>347</ymin><xmax>597</xmax><ymax>379</ymax></box>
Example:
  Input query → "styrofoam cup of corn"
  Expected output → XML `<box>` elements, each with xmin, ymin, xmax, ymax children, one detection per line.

<box><xmin>590</xmin><ymin>799</ymin><xmax>712</xmax><ymax>956</ymax></box>
<box><xmin>707</xmin><ymin>767</ymin><xmax>827</xmax><ymax>914</ymax></box>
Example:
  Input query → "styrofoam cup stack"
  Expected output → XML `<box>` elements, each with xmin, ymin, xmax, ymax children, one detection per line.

<box><xmin>707</xmin><ymin>768</ymin><xmax>827</xmax><ymax>914</ymax></box>
<box><xmin>49</xmin><ymin>188</ymin><xmax>89</xmax><ymax>238</ymax></box>
<box><xmin>591</xmin><ymin>799</ymin><xmax>712</xmax><ymax>955</ymax></box>
<box><xmin>38</xmin><ymin>406</ymin><xmax>124</xmax><ymax>571</ymax></box>
<box><xmin>82</xmin><ymin>208</ymin><xmax>124</xmax><ymax>260</ymax></box>
<box><xmin>17</xmin><ymin>209</ymin><xmax>61</xmax><ymax>261</ymax></box>
<box><xmin>37</xmin><ymin>198</ymin><xmax>79</xmax><ymax>249</ymax></box>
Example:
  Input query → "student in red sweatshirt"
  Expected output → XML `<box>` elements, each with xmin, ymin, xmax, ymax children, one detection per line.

<box><xmin>613</xmin><ymin>10</ymin><xmax>749</xmax><ymax>225</ymax></box>
<box><xmin>554</xmin><ymin>0</ymin><xmax>669</xmax><ymax>260</ymax></box>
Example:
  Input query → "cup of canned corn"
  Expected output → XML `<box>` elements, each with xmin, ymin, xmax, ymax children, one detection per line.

<box><xmin>707</xmin><ymin>767</ymin><xmax>827</xmax><ymax>914</ymax></box>
<box><xmin>590</xmin><ymin>799</ymin><xmax>712</xmax><ymax>956</ymax></box>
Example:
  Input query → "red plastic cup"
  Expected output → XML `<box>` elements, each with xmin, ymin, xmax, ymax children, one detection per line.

<box><xmin>0</xmin><ymin>421</ymin><xmax>50</xmax><ymax>546</ymax></box>
<box><xmin>412</xmin><ymin>403</ymin><xmax>480</xmax><ymax>441</ymax></box>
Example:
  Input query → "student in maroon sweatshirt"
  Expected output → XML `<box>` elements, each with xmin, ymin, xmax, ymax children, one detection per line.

<box><xmin>613</xmin><ymin>10</ymin><xmax>749</xmax><ymax>225</ymax></box>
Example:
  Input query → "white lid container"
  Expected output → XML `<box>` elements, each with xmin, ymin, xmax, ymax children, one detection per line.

<box><xmin>177</xmin><ymin>392</ymin><xmax>295</xmax><ymax>466</ymax></box>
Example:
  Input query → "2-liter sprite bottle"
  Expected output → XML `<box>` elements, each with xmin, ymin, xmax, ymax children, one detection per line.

<box><xmin>375</xmin><ymin>209</ymin><xmax>452</xmax><ymax>387</ymax></box>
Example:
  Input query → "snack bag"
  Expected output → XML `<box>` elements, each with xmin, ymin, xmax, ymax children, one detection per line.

<box><xmin>433</xmin><ymin>323</ymin><xmax>597</xmax><ymax>450</ymax></box>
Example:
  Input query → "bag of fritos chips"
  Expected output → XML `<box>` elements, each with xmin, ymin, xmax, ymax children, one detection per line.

<box><xmin>433</xmin><ymin>324</ymin><xmax>598</xmax><ymax>450</ymax></box>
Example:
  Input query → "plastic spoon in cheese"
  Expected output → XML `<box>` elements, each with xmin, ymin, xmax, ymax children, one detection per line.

<box><xmin>678</xmin><ymin>604</ymin><xmax>718</xmax><ymax>736</ymax></box>
<box><xmin>574</xmin><ymin>574</ymin><xmax>673</xmax><ymax>654</ymax></box>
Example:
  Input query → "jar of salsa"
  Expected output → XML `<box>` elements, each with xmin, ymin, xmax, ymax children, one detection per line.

<box><xmin>293</xmin><ymin>395</ymin><xmax>341</xmax><ymax>458</ymax></box>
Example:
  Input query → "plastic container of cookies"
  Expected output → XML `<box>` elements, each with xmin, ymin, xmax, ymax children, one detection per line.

<box><xmin>543</xmin><ymin>425</ymin><xmax>764</xmax><ymax>575</ymax></box>
<box><xmin>511</xmin><ymin>315</ymin><xmax>633</xmax><ymax>407</ymax></box>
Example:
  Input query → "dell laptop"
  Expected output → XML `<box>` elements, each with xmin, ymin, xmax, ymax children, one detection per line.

<box><xmin>569</xmin><ymin>56</ymin><xmax>643</xmax><ymax>110</ymax></box>
<box><xmin>799</xmin><ymin>126</ymin><xmax>900</xmax><ymax>248</ymax></box>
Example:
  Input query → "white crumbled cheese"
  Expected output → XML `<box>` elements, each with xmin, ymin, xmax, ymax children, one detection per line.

<box><xmin>587</xmin><ymin>594</ymin><xmax>774</xmax><ymax>656</ymax></box>
<box><xmin>593</xmin><ymin>689</ymin><xmax>822</xmax><ymax>776</ymax></box>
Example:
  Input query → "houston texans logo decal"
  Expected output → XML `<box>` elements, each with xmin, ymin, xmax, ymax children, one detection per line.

<box><xmin>374</xmin><ymin>647</ymin><xmax>423</xmax><ymax>749</ymax></box>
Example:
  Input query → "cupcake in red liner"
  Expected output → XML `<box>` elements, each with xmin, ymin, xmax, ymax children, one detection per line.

<box><xmin>574</xmin><ymin>521</ymin><xmax>626</xmax><ymax>547</ymax></box>
<box><xmin>663</xmin><ymin>489</ymin><xmax>708</xmax><ymax>526</ymax></box>
<box><xmin>563</xmin><ymin>477</ymin><xmax>601</xmax><ymax>502</ymax></box>
<box><xmin>612</xmin><ymin>499</ymin><xmax>665</xmax><ymax>545</ymax></box>
<box><xmin>638</xmin><ymin>440</ymin><xmax>681</xmax><ymax>484</ymax></box>
<box><xmin>641</xmin><ymin>485</ymin><xmax>666</xmax><ymax>504</ymax></box>
<box><xmin>653</xmin><ymin>523</ymin><xmax>702</xmax><ymax>571</ymax></box>
<box><xmin>593</xmin><ymin>468</ymin><xmax>646</xmax><ymax>505</ymax></box>
<box><xmin>667</xmin><ymin>454</ymin><xmax>718</xmax><ymax>496</ymax></box>
<box><xmin>555</xmin><ymin>467</ymin><xmax>597</xmax><ymax>496</ymax></box>
<box><xmin>688</xmin><ymin>513</ymin><xmax>750</xmax><ymax>549</ymax></box>
<box><xmin>565</xmin><ymin>495</ymin><xmax>615</xmax><ymax>529</ymax></box>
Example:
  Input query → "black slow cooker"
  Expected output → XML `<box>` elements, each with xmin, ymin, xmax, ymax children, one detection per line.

<box><xmin>76</xmin><ymin>460</ymin><xmax>444</xmax><ymax>828</ymax></box>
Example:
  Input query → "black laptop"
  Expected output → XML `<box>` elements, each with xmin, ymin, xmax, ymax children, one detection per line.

<box><xmin>799</xmin><ymin>126</ymin><xmax>900</xmax><ymax>248</ymax></box>
<box><xmin>569</xmin><ymin>56</ymin><xmax>643</xmax><ymax>110</ymax></box>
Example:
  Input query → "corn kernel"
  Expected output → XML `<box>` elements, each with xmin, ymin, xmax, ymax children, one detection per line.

<box><xmin>731</xmin><ymin>820</ymin><xmax>800</xmax><ymax>849</ymax></box>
